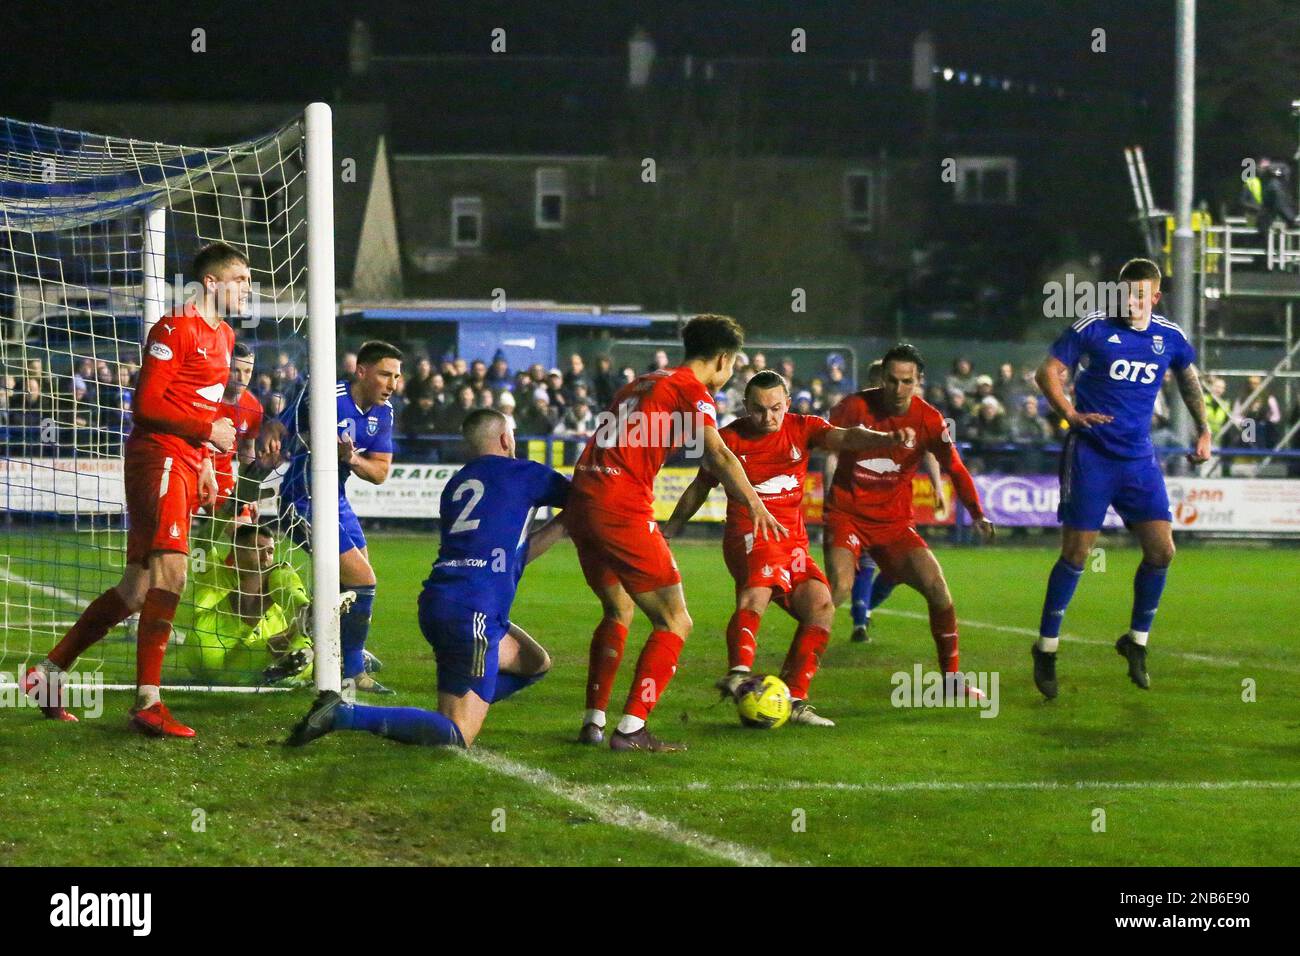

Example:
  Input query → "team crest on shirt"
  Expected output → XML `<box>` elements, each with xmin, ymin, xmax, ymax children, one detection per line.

<box><xmin>367</xmin><ymin>416</ymin><xmax>379</xmax><ymax>436</ymax></box>
<box><xmin>169</xmin><ymin>523</ymin><xmax>180</xmax><ymax>538</ymax></box>
<box><xmin>790</xmin><ymin>445</ymin><xmax>802</xmax><ymax>461</ymax></box>
<box><xmin>1151</xmin><ymin>335</ymin><xmax>1164</xmax><ymax>355</ymax></box>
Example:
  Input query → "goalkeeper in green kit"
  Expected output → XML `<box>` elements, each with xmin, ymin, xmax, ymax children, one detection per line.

<box><xmin>179</xmin><ymin>522</ymin><xmax>315</xmax><ymax>686</ymax></box>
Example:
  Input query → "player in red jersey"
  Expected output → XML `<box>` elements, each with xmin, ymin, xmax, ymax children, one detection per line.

<box><xmin>567</xmin><ymin>314</ymin><xmax>786</xmax><ymax>752</ymax></box>
<box><xmin>21</xmin><ymin>243</ymin><xmax>246</xmax><ymax>736</ymax></box>
<box><xmin>823</xmin><ymin>344</ymin><xmax>995</xmax><ymax>692</ymax></box>
<box><xmin>662</xmin><ymin>370</ymin><xmax>913</xmax><ymax>726</ymax></box>
<box><xmin>212</xmin><ymin>341</ymin><xmax>263</xmax><ymax>513</ymax></box>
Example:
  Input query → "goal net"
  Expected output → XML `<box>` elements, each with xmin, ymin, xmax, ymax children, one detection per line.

<box><xmin>0</xmin><ymin>103</ymin><xmax>341</xmax><ymax>693</ymax></box>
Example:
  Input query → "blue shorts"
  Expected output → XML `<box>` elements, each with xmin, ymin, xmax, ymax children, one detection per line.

<box><xmin>285</xmin><ymin>495</ymin><xmax>367</xmax><ymax>554</ymax></box>
<box><xmin>418</xmin><ymin>590</ymin><xmax>506</xmax><ymax>699</ymax></box>
<box><xmin>1058</xmin><ymin>434</ymin><xmax>1171</xmax><ymax>531</ymax></box>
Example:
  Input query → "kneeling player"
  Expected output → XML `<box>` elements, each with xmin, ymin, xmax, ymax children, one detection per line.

<box><xmin>824</xmin><ymin>344</ymin><xmax>995</xmax><ymax>693</ymax></box>
<box><xmin>288</xmin><ymin>409</ymin><xmax>569</xmax><ymax>748</ymax></box>
<box><xmin>663</xmin><ymin>370</ymin><xmax>912</xmax><ymax>725</ymax></box>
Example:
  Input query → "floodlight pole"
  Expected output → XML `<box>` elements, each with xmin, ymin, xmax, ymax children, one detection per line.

<box><xmin>1171</xmin><ymin>0</ymin><xmax>1196</xmax><ymax>442</ymax></box>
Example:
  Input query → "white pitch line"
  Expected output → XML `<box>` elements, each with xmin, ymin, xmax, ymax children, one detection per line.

<box><xmin>866</xmin><ymin>607</ymin><xmax>1300</xmax><ymax>673</ymax></box>
<box><xmin>594</xmin><ymin>779</ymin><xmax>1300</xmax><ymax>795</ymax></box>
<box><xmin>460</xmin><ymin>747</ymin><xmax>780</xmax><ymax>867</ymax></box>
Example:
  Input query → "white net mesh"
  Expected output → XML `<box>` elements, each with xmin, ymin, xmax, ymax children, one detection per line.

<box><xmin>0</xmin><ymin>114</ymin><xmax>321</xmax><ymax>689</ymax></box>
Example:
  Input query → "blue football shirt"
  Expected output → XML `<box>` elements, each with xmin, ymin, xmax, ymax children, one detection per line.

<box><xmin>280</xmin><ymin>378</ymin><xmax>395</xmax><ymax>506</ymax></box>
<box><xmin>1050</xmin><ymin>311</ymin><xmax>1196</xmax><ymax>459</ymax></box>
<box><xmin>423</xmin><ymin>455</ymin><xmax>571</xmax><ymax>621</ymax></box>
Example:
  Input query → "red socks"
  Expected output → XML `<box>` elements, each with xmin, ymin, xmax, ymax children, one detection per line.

<box><xmin>622</xmin><ymin>630</ymin><xmax>685</xmax><ymax>720</ymax></box>
<box><xmin>725</xmin><ymin>608</ymin><xmax>762</xmax><ymax>670</ymax></box>
<box><xmin>929</xmin><ymin>604</ymin><xmax>959</xmax><ymax>673</ymax></box>
<box><xmin>135</xmin><ymin>588</ymin><xmax>180</xmax><ymax>687</ymax></box>
<box><xmin>780</xmin><ymin>623</ymin><xmax>830</xmax><ymax>700</ymax></box>
<box><xmin>585</xmin><ymin>618</ymin><xmax>629</xmax><ymax>711</ymax></box>
<box><xmin>49</xmin><ymin>587</ymin><xmax>132</xmax><ymax>669</ymax></box>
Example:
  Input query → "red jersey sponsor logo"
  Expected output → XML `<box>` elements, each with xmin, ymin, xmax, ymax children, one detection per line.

<box><xmin>827</xmin><ymin>388</ymin><xmax>950</xmax><ymax>525</ymax></box>
<box><xmin>710</xmin><ymin>412</ymin><xmax>833</xmax><ymax>544</ymax></box>
<box><xmin>127</xmin><ymin>304</ymin><xmax>235</xmax><ymax>471</ymax></box>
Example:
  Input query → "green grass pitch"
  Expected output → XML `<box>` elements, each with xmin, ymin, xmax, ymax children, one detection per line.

<box><xmin>1</xmin><ymin>533</ymin><xmax>1297</xmax><ymax>866</ymax></box>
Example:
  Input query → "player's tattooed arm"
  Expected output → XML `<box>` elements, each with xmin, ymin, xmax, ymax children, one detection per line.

<box><xmin>702</xmin><ymin>427</ymin><xmax>789</xmax><ymax>540</ymax></box>
<box><xmin>1175</xmin><ymin>363</ymin><xmax>1213</xmax><ymax>464</ymax></box>
<box><xmin>662</xmin><ymin>470</ymin><xmax>715</xmax><ymax>538</ymax></box>
<box><xmin>1174</xmin><ymin>363</ymin><xmax>1210</xmax><ymax>435</ymax></box>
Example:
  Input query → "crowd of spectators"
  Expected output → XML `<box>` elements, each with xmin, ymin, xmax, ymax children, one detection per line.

<box><xmin>356</xmin><ymin>347</ymin><xmax>860</xmax><ymax>459</ymax></box>
<box><xmin>0</xmin><ymin>356</ymin><xmax>138</xmax><ymax>454</ymax></box>
<box><xmin>6</xmin><ymin>340</ymin><xmax>1298</xmax><ymax>475</ymax></box>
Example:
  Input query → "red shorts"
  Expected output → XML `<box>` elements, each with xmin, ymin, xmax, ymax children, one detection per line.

<box><xmin>723</xmin><ymin>531</ymin><xmax>828</xmax><ymax>595</ymax></box>
<box><xmin>124</xmin><ymin>450</ymin><xmax>199</xmax><ymax>565</ymax></box>
<box><xmin>824</xmin><ymin>510</ymin><xmax>928</xmax><ymax>580</ymax></box>
<box><xmin>564</xmin><ymin>504</ymin><xmax>681</xmax><ymax>595</ymax></box>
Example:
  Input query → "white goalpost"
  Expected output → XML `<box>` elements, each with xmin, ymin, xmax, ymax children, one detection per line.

<box><xmin>0</xmin><ymin>103</ymin><xmax>340</xmax><ymax>693</ymax></box>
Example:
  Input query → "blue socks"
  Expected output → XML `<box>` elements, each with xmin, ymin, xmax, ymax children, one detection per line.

<box><xmin>334</xmin><ymin>702</ymin><xmax>465</xmax><ymax>747</ymax></box>
<box><xmin>1130</xmin><ymin>562</ymin><xmax>1169</xmax><ymax>634</ymax></box>
<box><xmin>491</xmin><ymin>670</ymin><xmax>546</xmax><ymax>702</ymax></box>
<box><xmin>340</xmin><ymin>584</ymin><xmax>375</xmax><ymax>679</ymax></box>
<box><xmin>328</xmin><ymin>669</ymin><xmax>547</xmax><ymax>747</ymax></box>
<box><xmin>869</xmin><ymin>574</ymin><xmax>896</xmax><ymax>612</ymax></box>
<box><xmin>850</xmin><ymin>564</ymin><xmax>876</xmax><ymax>627</ymax></box>
<box><xmin>1039</xmin><ymin>558</ymin><xmax>1084</xmax><ymax>639</ymax></box>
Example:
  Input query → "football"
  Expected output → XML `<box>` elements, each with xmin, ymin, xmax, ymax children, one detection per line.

<box><xmin>735</xmin><ymin>674</ymin><xmax>793</xmax><ymax>729</ymax></box>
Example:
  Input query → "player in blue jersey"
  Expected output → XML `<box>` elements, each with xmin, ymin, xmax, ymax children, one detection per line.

<box><xmin>286</xmin><ymin>408</ymin><xmax>570</xmax><ymax>748</ymax></box>
<box><xmin>1031</xmin><ymin>258</ymin><xmax>1212</xmax><ymax>698</ymax></box>
<box><xmin>280</xmin><ymin>340</ymin><xmax>402</xmax><ymax>695</ymax></box>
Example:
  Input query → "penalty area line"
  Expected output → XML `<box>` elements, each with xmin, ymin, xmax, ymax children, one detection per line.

<box><xmin>868</xmin><ymin>607</ymin><xmax>1300</xmax><ymax>673</ymax></box>
<box><xmin>459</xmin><ymin>747</ymin><xmax>781</xmax><ymax>867</ymax></box>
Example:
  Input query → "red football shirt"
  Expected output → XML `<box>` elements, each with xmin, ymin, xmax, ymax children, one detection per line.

<box><xmin>569</xmin><ymin>366</ymin><xmax>717</xmax><ymax>516</ymax></box>
<box><xmin>127</xmin><ymin>303</ymin><xmax>235</xmax><ymax>471</ymax></box>
<box><xmin>828</xmin><ymin>388</ymin><xmax>983</xmax><ymax>524</ymax></box>
<box><xmin>703</xmin><ymin>412</ymin><xmax>832</xmax><ymax>543</ymax></box>
<box><xmin>214</xmin><ymin>387</ymin><xmax>265</xmax><ymax>483</ymax></box>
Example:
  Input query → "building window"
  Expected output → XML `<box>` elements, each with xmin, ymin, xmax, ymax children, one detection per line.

<box><xmin>954</xmin><ymin>157</ymin><xmax>1017</xmax><ymax>205</ymax></box>
<box><xmin>452</xmin><ymin>196</ymin><xmax>483</xmax><ymax>248</ymax></box>
<box><xmin>535</xmin><ymin>167</ymin><xmax>566</xmax><ymax>229</ymax></box>
<box><xmin>843</xmin><ymin>171</ymin><xmax>874</xmax><ymax>229</ymax></box>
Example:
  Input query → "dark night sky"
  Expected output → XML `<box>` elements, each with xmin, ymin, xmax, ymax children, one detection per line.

<box><xmin>1</xmin><ymin>0</ymin><xmax>1173</xmax><ymax>119</ymax></box>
